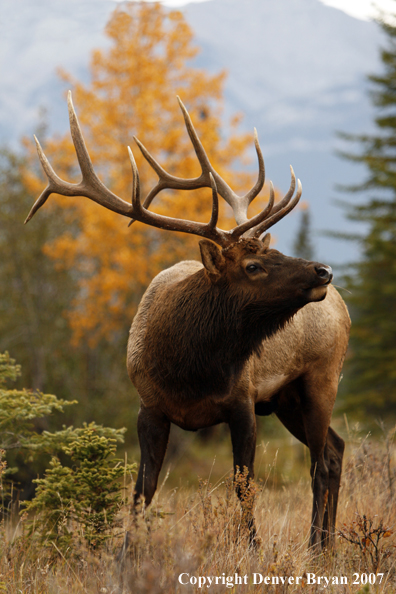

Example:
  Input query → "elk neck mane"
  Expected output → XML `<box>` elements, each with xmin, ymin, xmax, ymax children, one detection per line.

<box><xmin>141</xmin><ymin>265</ymin><xmax>300</xmax><ymax>401</ymax></box>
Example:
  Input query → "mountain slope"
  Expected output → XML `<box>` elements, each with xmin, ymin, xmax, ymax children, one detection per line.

<box><xmin>0</xmin><ymin>0</ymin><xmax>384</xmax><ymax>262</ymax></box>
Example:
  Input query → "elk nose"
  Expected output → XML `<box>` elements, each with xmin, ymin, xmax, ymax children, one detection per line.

<box><xmin>315</xmin><ymin>265</ymin><xmax>333</xmax><ymax>283</ymax></box>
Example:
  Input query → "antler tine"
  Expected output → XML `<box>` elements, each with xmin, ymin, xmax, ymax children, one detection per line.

<box><xmin>176</xmin><ymin>96</ymin><xmax>212</xmax><ymax>176</ymax></box>
<box><xmin>25</xmin><ymin>91</ymin><xmax>134</xmax><ymax>224</ymax></box>
<box><xmin>127</xmin><ymin>146</ymin><xmax>141</xmax><ymax>213</ymax></box>
<box><xmin>270</xmin><ymin>165</ymin><xmax>296</xmax><ymax>215</ymax></box>
<box><xmin>244</xmin><ymin>128</ymin><xmax>265</xmax><ymax>206</ymax></box>
<box><xmin>24</xmin><ymin>137</ymin><xmax>64</xmax><ymax>223</ymax></box>
<box><xmin>67</xmin><ymin>91</ymin><xmax>97</xmax><ymax>182</ymax></box>
<box><xmin>254</xmin><ymin>179</ymin><xmax>303</xmax><ymax>239</ymax></box>
<box><xmin>207</xmin><ymin>172</ymin><xmax>219</xmax><ymax>231</ymax></box>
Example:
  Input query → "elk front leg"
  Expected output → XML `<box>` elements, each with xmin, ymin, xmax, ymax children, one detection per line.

<box><xmin>134</xmin><ymin>405</ymin><xmax>170</xmax><ymax>508</ymax></box>
<box><xmin>118</xmin><ymin>406</ymin><xmax>170</xmax><ymax>565</ymax></box>
<box><xmin>228</xmin><ymin>404</ymin><xmax>257</xmax><ymax>544</ymax></box>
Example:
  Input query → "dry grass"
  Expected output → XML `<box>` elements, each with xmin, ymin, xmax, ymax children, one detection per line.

<box><xmin>1</xmin><ymin>432</ymin><xmax>396</xmax><ymax>594</ymax></box>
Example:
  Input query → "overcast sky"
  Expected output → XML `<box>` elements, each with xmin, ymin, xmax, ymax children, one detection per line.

<box><xmin>319</xmin><ymin>0</ymin><xmax>396</xmax><ymax>20</ymax></box>
<box><xmin>119</xmin><ymin>0</ymin><xmax>396</xmax><ymax>22</ymax></box>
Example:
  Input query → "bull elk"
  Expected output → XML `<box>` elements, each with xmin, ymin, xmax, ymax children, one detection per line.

<box><xmin>26</xmin><ymin>92</ymin><xmax>350</xmax><ymax>549</ymax></box>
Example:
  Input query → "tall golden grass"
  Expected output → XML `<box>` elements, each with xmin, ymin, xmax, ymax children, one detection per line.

<box><xmin>1</xmin><ymin>430</ymin><xmax>395</xmax><ymax>593</ymax></box>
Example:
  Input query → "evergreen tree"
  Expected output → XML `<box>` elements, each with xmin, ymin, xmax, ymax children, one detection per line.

<box><xmin>0</xmin><ymin>147</ymin><xmax>137</xmax><ymax>446</ymax></box>
<box><xmin>0</xmin><ymin>350</ymin><xmax>135</xmax><ymax>546</ymax></box>
<box><xmin>0</xmin><ymin>148</ymin><xmax>75</xmax><ymax>392</ymax></box>
<box><xmin>293</xmin><ymin>205</ymin><xmax>314</xmax><ymax>260</ymax></box>
<box><xmin>339</xmin><ymin>6</ymin><xmax>396</xmax><ymax>422</ymax></box>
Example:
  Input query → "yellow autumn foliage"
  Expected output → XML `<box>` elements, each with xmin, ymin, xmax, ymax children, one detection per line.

<box><xmin>24</xmin><ymin>2</ymin><xmax>275</xmax><ymax>346</ymax></box>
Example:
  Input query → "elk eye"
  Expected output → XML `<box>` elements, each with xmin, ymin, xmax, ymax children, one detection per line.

<box><xmin>246</xmin><ymin>264</ymin><xmax>259</xmax><ymax>273</ymax></box>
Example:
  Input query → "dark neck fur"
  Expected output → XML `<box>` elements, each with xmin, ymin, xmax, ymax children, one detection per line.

<box><xmin>143</xmin><ymin>269</ymin><xmax>298</xmax><ymax>400</ymax></box>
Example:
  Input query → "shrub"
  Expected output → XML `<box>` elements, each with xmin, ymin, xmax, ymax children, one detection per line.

<box><xmin>0</xmin><ymin>351</ymin><xmax>136</xmax><ymax>552</ymax></box>
<box><xmin>0</xmin><ymin>351</ymin><xmax>75</xmax><ymax>455</ymax></box>
<box><xmin>25</xmin><ymin>423</ymin><xmax>136</xmax><ymax>551</ymax></box>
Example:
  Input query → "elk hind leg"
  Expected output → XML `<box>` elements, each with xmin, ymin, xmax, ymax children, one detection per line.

<box><xmin>321</xmin><ymin>427</ymin><xmax>344</xmax><ymax>548</ymax></box>
<box><xmin>300</xmin><ymin>377</ymin><xmax>340</xmax><ymax>549</ymax></box>
<box><xmin>275</xmin><ymin>380</ymin><xmax>334</xmax><ymax>549</ymax></box>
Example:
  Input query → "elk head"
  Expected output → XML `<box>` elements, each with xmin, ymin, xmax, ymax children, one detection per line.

<box><xmin>199</xmin><ymin>237</ymin><xmax>332</xmax><ymax>305</ymax></box>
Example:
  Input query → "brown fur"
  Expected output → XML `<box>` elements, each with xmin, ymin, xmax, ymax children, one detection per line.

<box><xmin>127</xmin><ymin>238</ymin><xmax>350</xmax><ymax>549</ymax></box>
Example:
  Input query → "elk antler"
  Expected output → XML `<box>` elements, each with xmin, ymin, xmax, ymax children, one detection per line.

<box><xmin>25</xmin><ymin>92</ymin><xmax>302</xmax><ymax>247</ymax></box>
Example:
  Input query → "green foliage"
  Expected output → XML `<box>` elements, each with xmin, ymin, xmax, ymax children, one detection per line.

<box><xmin>342</xmin><ymin>232</ymin><xmax>396</xmax><ymax>417</ymax></box>
<box><xmin>0</xmin><ymin>148</ymin><xmax>77</xmax><ymax>394</ymax></box>
<box><xmin>0</xmin><ymin>351</ymin><xmax>136</xmax><ymax>550</ymax></box>
<box><xmin>0</xmin><ymin>351</ymin><xmax>75</xmax><ymax>455</ymax></box>
<box><xmin>24</xmin><ymin>423</ymin><xmax>136</xmax><ymax>551</ymax></box>
<box><xmin>0</xmin><ymin>147</ymin><xmax>139</xmax><ymax>451</ymax></box>
<box><xmin>292</xmin><ymin>207</ymin><xmax>314</xmax><ymax>260</ymax></box>
<box><xmin>338</xmin><ymin>9</ymin><xmax>396</xmax><ymax>423</ymax></box>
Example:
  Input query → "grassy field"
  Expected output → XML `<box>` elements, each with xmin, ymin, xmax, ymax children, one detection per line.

<box><xmin>1</xmin><ymin>427</ymin><xmax>395</xmax><ymax>593</ymax></box>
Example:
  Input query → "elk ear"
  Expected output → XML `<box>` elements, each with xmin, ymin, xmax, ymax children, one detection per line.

<box><xmin>199</xmin><ymin>240</ymin><xmax>226</xmax><ymax>278</ymax></box>
<box><xmin>261</xmin><ymin>233</ymin><xmax>271</xmax><ymax>250</ymax></box>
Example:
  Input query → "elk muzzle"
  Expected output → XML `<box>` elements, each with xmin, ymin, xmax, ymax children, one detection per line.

<box><xmin>305</xmin><ymin>264</ymin><xmax>333</xmax><ymax>302</ymax></box>
<box><xmin>314</xmin><ymin>265</ymin><xmax>333</xmax><ymax>285</ymax></box>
